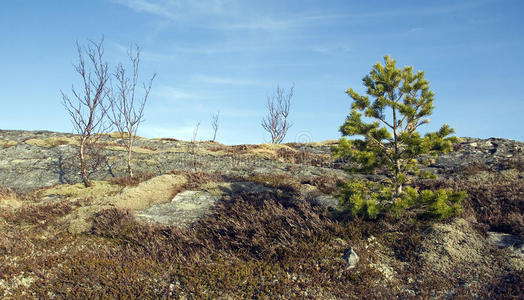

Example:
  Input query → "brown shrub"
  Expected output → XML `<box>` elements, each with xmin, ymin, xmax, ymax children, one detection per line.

<box><xmin>275</xmin><ymin>147</ymin><xmax>333</xmax><ymax>167</ymax></box>
<box><xmin>91</xmin><ymin>208</ymin><xmax>137</xmax><ymax>238</ymax></box>
<box><xmin>170</xmin><ymin>169</ymin><xmax>232</xmax><ymax>189</ymax></box>
<box><xmin>80</xmin><ymin>192</ymin><xmax>391</xmax><ymax>298</ymax></box>
<box><xmin>109</xmin><ymin>173</ymin><xmax>157</xmax><ymax>187</ymax></box>
<box><xmin>415</xmin><ymin>175</ymin><xmax>524</xmax><ymax>238</ymax></box>
<box><xmin>301</xmin><ymin>176</ymin><xmax>341</xmax><ymax>195</ymax></box>
<box><xmin>4</xmin><ymin>201</ymin><xmax>74</xmax><ymax>228</ymax></box>
<box><xmin>246</xmin><ymin>173</ymin><xmax>301</xmax><ymax>195</ymax></box>
<box><xmin>3</xmin><ymin>181</ymin><xmax>522</xmax><ymax>298</ymax></box>
<box><xmin>0</xmin><ymin>186</ymin><xmax>37</xmax><ymax>201</ymax></box>
<box><xmin>156</xmin><ymin>137</ymin><xmax>179</xmax><ymax>142</ymax></box>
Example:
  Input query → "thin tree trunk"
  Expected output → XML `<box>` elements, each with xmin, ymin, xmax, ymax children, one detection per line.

<box><xmin>127</xmin><ymin>136</ymin><xmax>133</xmax><ymax>177</ymax></box>
<box><xmin>79</xmin><ymin>139</ymin><xmax>91</xmax><ymax>187</ymax></box>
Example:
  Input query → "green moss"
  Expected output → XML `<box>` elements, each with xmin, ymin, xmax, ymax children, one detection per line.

<box><xmin>0</xmin><ymin>139</ymin><xmax>18</xmax><ymax>148</ymax></box>
<box><xmin>25</xmin><ymin>136</ymin><xmax>77</xmax><ymax>148</ymax></box>
<box><xmin>43</xmin><ymin>181</ymin><xmax>121</xmax><ymax>199</ymax></box>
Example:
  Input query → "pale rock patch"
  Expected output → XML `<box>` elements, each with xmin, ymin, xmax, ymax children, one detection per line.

<box><xmin>110</xmin><ymin>174</ymin><xmax>187</xmax><ymax>211</ymax></box>
<box><xmin>137</xmin><ymin>190</ymin><xmax>220</xmax><ymax>227</ymax></box>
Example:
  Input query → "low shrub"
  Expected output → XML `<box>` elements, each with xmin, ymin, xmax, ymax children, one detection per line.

<box><xmin>109</xmin><ymin>173</ymin><xmax>157</xmax><ymax>187</ymax></box>
<box><xmin>301</xmin><ymin>176</ymin><xmax>341</xmax><ymax>195</ymax></box>
<box><xmin>246</xmin><ymin>173</ymin><xmax>301</xmax><ymax>195</ymax></box>
<box><xmin>2</xmin><ymin>188</ymin><xmax>521</xmax><ymax>298</ymax></box>
<box><xmin>415</xmin><ymin>172</ymin><xmax>524</xmax><ymax>238</ymax></box>
<box><xmin>337</xmin><ymin>179</ymin><xmax>466</xmax><ymax>221</ymax></box>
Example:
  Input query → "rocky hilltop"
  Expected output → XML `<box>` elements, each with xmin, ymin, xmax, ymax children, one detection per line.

<box><xmin>0</xmin><ymin>129</ymin><xmax>522</xmax><ymax>190</ymax></box>
<box><xmin>0</xmin><ymin>129</ymin><xmax>522</xmax><ymax>298</ymax></box>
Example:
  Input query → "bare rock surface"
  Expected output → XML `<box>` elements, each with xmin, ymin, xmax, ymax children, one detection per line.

<box><xmin>419</xmin><ymin>218</ymin><xmax>522</xmax><ymax>284</ymax></box>
<box><xmin>425</xmin><ymin>137</ymin><xmax>524</xmax><ymax>175</ymax></box>
<box><xmin>487</xmin><ymin>231</ymin><xmax>524</xmax><ymax>259</ymax></box>
<box><xmin>0</xmin><ymin>129</ymin><xmax>348</xmax><ymax>191</ymax></box>
<box><xmin>137</xmin><ymin>191</ymin><xmax>220</xmax><ymax>226</ymax></box>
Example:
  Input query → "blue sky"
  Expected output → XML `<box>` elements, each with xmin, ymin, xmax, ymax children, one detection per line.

<box><xmin>1</xmin><ymin>0</ymin><xmax>523</xmax><ymax>144</ymax></box>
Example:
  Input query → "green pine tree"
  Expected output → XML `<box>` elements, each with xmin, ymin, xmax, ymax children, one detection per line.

<box><xmin>333</xmin><ymin>55</ymin><xmax>464</xmax><ymax>219</ymax></box>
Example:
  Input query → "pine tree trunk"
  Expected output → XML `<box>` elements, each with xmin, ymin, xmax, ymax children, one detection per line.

<box><xmin>391</xmin><ymin>91</ymin><xmax>401</xmax><ymax>197</ymax></box>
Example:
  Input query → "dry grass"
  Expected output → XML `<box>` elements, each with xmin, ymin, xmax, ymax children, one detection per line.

<box><xmin>24</xmin><ymin>136</ymin><xmax>78</xmax><ymax>148</ymax></box>
<box><xmin>42</xmin><ymin>181</ymin><xmax>121</xmax><ymax>199</ymax></box>
<box><xmin>109</xmin><ymin>173</ymin><xmax>157</xmax><ymax>187</ymax></box>
<box><xmin>203</xmin><ymin>143</ymin><xmax>334</xmax><ymax>167</ymax></box>
<box><xmin>0</xmin><ymin>139</ymin><xmax>18</xmax><ymax>148</ymax></box>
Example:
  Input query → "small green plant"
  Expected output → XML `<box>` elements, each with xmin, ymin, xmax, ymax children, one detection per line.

<box><xmin>397</xmin><ymin>186</ymin><xmax>466</xmax><ymax>220</ymax></box>
<box><xmin>338</xmin><ymin>180</ymin><xmax>386</xmax><ymax>219</ymax></box>
<box><xmin>334</xmin><ymin>55</ymin><xmax>465</xmax><ymax>220</ymax></box>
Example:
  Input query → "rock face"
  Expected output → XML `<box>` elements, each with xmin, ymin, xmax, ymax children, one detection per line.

<box><xmin>487</xmin><ymin>231</ymin><xmax>524</xmax><ymax>259</ymax></box>
<box><xmin>425</xmin><ymin>137</ymin><xmax>524</xmax><ymax>175</ymax></box>
<box><xmin>137</xmin><ymin>191</ymin><xmax>220</xmax><ymax>226</ymax></box>
<box><xmin>0</xmin><ymin>130</ymin><xmax>348</xmax><ymax>191</ymax></box>
<box><xmin>1</xmin><ymin>130</ymin><xmax>522</xmax><ymax>191</ymax></box>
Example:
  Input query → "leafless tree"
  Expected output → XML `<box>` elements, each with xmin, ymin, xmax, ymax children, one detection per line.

<box><xmin>62</xmin><ymin>38</ymin><xmax>111</xmax><ymax>187</ymax></box>
<box><xmin>210</xmin><ymin>110</ymin><xmax>220</xmax><ymax>142</ymax></box>
<box><xmin>261</xmin><ymin>84</ymin><xmax>294</xmax><ymax>144</ymax></box>
<box><xmin>191</xmin><ymin>122</ymin><xmax>200</xmax><ymax>171</ymax></box>
<box><xmin>108</xmin><ymin>44</ymin><xmax>155</xmax><ymax>177</ymax></box>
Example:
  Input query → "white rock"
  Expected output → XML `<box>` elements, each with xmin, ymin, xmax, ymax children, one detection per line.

<box><xmin>343</xmin><ymin>247</ymin><xmax>359</xmax><ymax>269</ymax></box>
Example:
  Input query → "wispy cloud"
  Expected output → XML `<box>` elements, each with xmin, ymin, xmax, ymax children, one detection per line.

<box><xmin>214</xmin><ymin>13</ymin><xmax>349</xmax><ymax>32</ymax></box>
<box><xmin>113</xmin><ymin>0</ymin><xmax>348</xmax><ymax>33</ymax></box>
<box><xmin>312</xmin><ymin>44</ymin><xmax>352</xmax><ymax>55</ymax></box>
<box><xmin>112</xmin><ymin>0</ymin><xmax>182</xmax><ymax>20</ymax></box>
<box><xmin>112</xmin><ymin>0</ymin><xmax>237</xmax><ymax>23</ymax></box>
<box><xmin>192</xmin><ymin>75</ymin><xmax>267</xmax><ymax>86</ymax></box>
<box><xmin>153</xmin><ymin>85</ymin><xmax>210</xmax><ymax>101</ymax></box>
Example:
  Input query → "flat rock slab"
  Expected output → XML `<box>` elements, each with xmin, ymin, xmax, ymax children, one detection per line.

<box><xmin>487</xmin><ymin>231</ymin><xmax>524</xmax><ymax>258</ymax></box>
<box><xmin>136</xmin><ymin>191</ymin><xmax>220</xmax><ymax>227</ymax></box>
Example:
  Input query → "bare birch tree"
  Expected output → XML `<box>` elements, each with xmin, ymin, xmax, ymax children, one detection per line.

<box><xmin>211</xmin><ymin>110</ymin><xmax>220</xmax><ymax>142</ymax></box>
<box><xmin>192</xmin><ymin>122</ymin><xmax>200</xmax><ymax>171</ymax></box>
<box><xmin>108</xmin><ymin>44</ymin><xmax>155</xmax><ymax>177</ymax></box>
<box><xmin>261</xmin><ymin>84</ymin><xmax>294</xmax><ymax>144</ymax></box>
<box><xmin>62</xmin><ymin>38</ymin><xmax>111</xmax><ymax>187</ymax></box>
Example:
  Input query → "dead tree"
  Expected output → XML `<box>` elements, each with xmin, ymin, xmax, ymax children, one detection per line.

<box><xmin>211</xmin><ymin>110</ymin><xmax>220</xmax><ymax>142</ymax></box>
<box><xmin>108</xmin><ymin>44</ymin><xmax>155</xmax><ymax>177</ymax></box>
<box><xmin>191</xmin><ymin>122</ymin><xmax>200</xmax><ymax>171</ymax></box>
<box><xmin>261</xmin><ymin>84</ymin><xmax>294</xmax><ymax>144</ymax></box>
<box><xmin>62</xmin><ymin>38</ymin><xmax>111</xmax><ymax>187</ymax></box>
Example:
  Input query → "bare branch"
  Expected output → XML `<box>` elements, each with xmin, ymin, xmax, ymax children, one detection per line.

<box><xmin>107</xmin><ymin>44</ymin><xmax>155</xmax><ymax>177</ymax></box>
<box><xmin>261</xmin><ymin>84</ymin><xmax>294</xmax><ymax>144</ymax></box>
<box><xmin>62</xmin><ymin>37</ymin><xmax>111</xmax><ymax>187</ymax></box>
<box><xmin>211</xmin><ymin>111</ymin><xmax>220</xmax><ymax>142</ymax></box>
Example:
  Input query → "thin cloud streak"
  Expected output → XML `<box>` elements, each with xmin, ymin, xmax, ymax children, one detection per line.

<box><xmin>153</xmin><ymin>85</ymin><xmax>210</xmax><ymax>101</ymax></box>
<box><xmin>192</xmin><ymin>75</ymin><xmax>267</xmax><ymax>86</ymax></box>
<box><xmin>113</xmin><ymin>0</ymin><xmax>182</xmax><ymax>20</ymax></box>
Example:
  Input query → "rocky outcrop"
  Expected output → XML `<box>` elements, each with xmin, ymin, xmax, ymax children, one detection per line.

<box><xmin>137</xmin><ymin>191</ymin><xmax>220</xmax><ymax>226</ymax></box>
<box><xmin>0</xmin><ymin>130</ymin><xmax>522</xmax><ymax>191</ymax></box>
<box><xmin>425</xmin><ymin>137</ymin><xmax>524</xmax><ymax>175</ymax></box>
<box><xmin>0</xmin><ymin>130</ymin><xmax>348</xmax><ymax>191</ymax></box>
